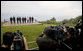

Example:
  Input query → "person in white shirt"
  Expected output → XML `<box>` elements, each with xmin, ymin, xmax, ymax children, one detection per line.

<box><xmin>26</xmin><ymin>16</ymin><xmax>29</xmax><ymax>23</ymax></box>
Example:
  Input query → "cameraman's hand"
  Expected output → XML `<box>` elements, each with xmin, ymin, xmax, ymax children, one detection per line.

<box><xmin>39</xmin><ymin>32</ymin><xmax>44</xmax><ymax>37</ymax></box>
<box><xmin>22</xmin><ymin>36</ymin><xmax>28</xmax><ymax>50</ymax></box>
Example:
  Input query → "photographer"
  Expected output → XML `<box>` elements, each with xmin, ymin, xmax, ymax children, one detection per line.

<box><xmin>75</xmin><ymin>19</ymin><xmax>82</xmax><ymax>37</ymax></box>
<box><xmin>62</xmin><ymin>23</ymin><xmax>69</xmax><ymax>33</ymax></box>
<box><xmin>1</xmin><ymin>32</ymin><xmax>28</xmax><ymax>50</ymax></box>
<box><xmin>64</xmin><ymin>28</ymin><xmax>75</xmax><ymax>48</ymax></box>
<box><xmin>1</xmin><ymin>32</ymin><xmax>14</xmax><ymax>50</ymax></box>
<box><xmin>36</xmin><ymin>26</ymin><xmax>59</xmax><ymax>50</ymax></box>
<box><xmin>74</xmin><ymin>19</ymin><xmax>82</xmax><ymax>50</ymax></box>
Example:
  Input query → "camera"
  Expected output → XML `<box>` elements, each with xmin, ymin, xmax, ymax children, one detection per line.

<box><xmin>55</xmin><ymin>25</ymin><xmax>64</xmax><ymax>39</ymax></box>
<box><xmin>48</xmin><ymin>25</ymin><xmax>65</xmax><ymax>41</ymax></box>
<box><xmin>13</xmin><ymin>30</ymin><xmax>25</xmax><ymax>50</ymax></box>
<box><xmin>43</xmin><ymin>25</ymin><xmax>72</xmax><ymax>50</ymax></box>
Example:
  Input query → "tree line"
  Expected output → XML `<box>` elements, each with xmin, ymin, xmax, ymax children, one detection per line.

<box><xmin>40</xmin><ymin>15</ymin><xmax>82</xmax><ymax>26</ymax></box>
<box><xmin>62</xmin><ymin>15</ymin><xmax>82</xmax><ymax>24</ymax></box>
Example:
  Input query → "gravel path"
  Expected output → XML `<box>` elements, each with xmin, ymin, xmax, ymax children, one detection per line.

<box><xmin>3</xmin><ymin>22</ymin><xmax>42</xmax><ymax>26</ymax></box>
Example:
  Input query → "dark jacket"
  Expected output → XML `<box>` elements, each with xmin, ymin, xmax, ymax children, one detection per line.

<box><xmin>36</xmin><ymin>34</ymin><xmax>59</xmax><ymax>50</ymax></box>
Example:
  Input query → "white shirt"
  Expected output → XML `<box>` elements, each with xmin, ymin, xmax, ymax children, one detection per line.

<box><xmin>26</xmin><ymin>17</ymin><xmax>29</xmax><ymax>20</ymax></box>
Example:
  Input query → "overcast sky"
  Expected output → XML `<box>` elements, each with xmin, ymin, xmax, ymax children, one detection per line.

<box><xmin>1</xmin><ymin>1</ymin><xmax>82</xmax><ymax>21</ymax></box>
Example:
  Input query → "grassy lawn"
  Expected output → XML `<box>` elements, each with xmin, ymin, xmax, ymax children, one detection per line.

<box><xmin>1</xmin><ymin>22</ymin><xmax>74</xmax><ymax>50</ymax></box>
<box><xmin>1</xmin><ymin>22</ymin><xmax>55</xmax><ymax>50</ymax></box>
<box><xmin>1</xmin><ymin>24</ymin><xmax>50</xmax><ymax>42</ymax></box>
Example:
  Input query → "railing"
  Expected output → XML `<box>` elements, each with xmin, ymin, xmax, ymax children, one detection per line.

<box><xmin>27</xmin><ymin>41</ymin><xmax>39</xmax><ymax>50</ymax></box>
<box><xmin>11</xmin><ymin>41</ymin><xmax>39</xmax><ymax>50</ymax></box>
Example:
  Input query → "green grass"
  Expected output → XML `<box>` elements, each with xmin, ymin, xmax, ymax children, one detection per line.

<box><xmin>1</xmin><ymin>22</ymin><xmax>75</xmax><ymax>50</ymax></box>
<box><xmin>1</xmin><ymin>22</ymin><xmax>54</xmax><ymax>50</ymax></box>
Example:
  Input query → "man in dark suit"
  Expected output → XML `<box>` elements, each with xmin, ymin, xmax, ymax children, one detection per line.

<box><xmin>10</xmin><ymin>17</ymin><xmax>13</xmax><ymax>24</ymax></box>
<box><xmin>29</xmin><ymin>17</ymin><xmax>31</xmax><ymax>23</ymax></box>
<box><xmin>32</xmin><ymin>17</ymin><xmax>34</xmax><ymax>23</ymax></box>
<box><xmin>17</xmin><ymin>17</ymin><xmax>19</xmax><ymax>24</ymax></box>
<box><xmin>19</xmin><ymin>17</ymin><xmax>21</xmax><ymax>23</ymax></box>
<box><xmin>13</xmin><ymin>16</ymin><xmax>16</xmax><ymax>24</ymax></box>
<box><xmin>24</xmin><ymin>17</ymin><xmax>26</xmax><ymax>23</ymax></box>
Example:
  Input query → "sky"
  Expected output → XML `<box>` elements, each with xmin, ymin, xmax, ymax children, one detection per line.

<box><xmin>1</xmin><ymin>1</ymin><xmax>82</xmax><ymax>21</ymax></box>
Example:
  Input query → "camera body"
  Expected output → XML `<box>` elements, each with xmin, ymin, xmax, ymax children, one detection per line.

<box><xmin>13</xmin><ymin>30</ymin><xmax>24</xmax><ymax>50</ymax></box>
<box><xmin>47</xmin><ymin>25</ymin><xmax>65</xmax><ymax>41</ymax></box>
<box><xmin>44</xmin><ymin>26</ymin><xmax>73</xmax><ymax>50</ymax></box>
<box><xmin>55</xmin><ymin>26</ymin><xmax>64</xmax><ymax>39</ymax></box>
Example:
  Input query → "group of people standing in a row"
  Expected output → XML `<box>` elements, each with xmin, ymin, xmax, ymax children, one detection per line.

<box><xmin>10</xmin><ymin>16</ymin><xmax>35</xmax><ymax>24</ymax></box>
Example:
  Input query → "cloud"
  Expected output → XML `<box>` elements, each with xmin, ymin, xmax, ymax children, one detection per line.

<box><xmin>1</xmin><ymin>1</ymin><xmax>82</xmax><ymax>21</ymax></box>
